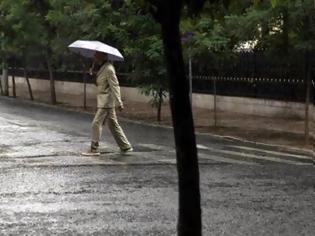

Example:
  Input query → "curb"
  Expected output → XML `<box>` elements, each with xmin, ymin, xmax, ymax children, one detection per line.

<box><xmin>118</xmin><ymin>116</ymin><xmax>314</xmax><ymax>159</ymax></box>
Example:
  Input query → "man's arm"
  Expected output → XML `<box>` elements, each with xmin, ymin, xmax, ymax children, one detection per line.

<box><xmin>107</xmin><ymin>68</ymin><xmax>124</xmax><ymax>109</ymax></box>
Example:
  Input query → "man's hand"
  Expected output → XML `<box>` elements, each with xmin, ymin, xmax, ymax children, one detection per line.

<box><xmin>89</xmin><ymin>62</ymin><xmax>95</xmax><ymax>75</ymax></box>
<box><xmin>89</xmin><ymin>67</ymin><xmax>94</xmax><ymax>76</ymax></box>
<box><xmin>118</xmin><ymin>104</ymin><xmax>124</xmax><ymax>111</ymax></box>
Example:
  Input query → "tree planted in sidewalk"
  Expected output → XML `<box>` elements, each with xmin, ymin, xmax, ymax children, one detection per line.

<box><xmin>133</xmin><ymin>0</ymin><xmax>223</xmax><ymax>235</ymax></box>
<box><xmin>0</xmin><ymin>0</ymin><xmax>41</xmax><ymax>99</ymax></box>
<box><xmin>30</xmin><ymin>0</ymin><xmax>58</xmax><ymax>105</ymax></box>
<box><xmin>134</xmin><ymin>1</ymin><xmax>260</xmax><ymax>234</ymax></box>
<box><xmin>146</xmin><ymin>1</ymin><xmax>205</xmax><ymax>234</ymax></box>
<box><xmin>0</xmin><ymin>0</ymin><xmax>10</xmax><ymax>97</ymax></box>
<box><xmin>120</xmin><ymin>1</ymin><xmax>168</xmax><ymax>121</ymax></box>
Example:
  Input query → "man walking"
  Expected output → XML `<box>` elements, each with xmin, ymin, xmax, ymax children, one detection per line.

<box><xmin>83</xmin><ymin>51</ymin><xmax>133</xmax><ymax>156</ymax></box>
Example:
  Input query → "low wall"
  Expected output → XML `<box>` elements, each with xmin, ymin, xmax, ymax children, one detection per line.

<box><xmin>9</xmin><ymin>76</ymin><xmax>314</xmax><ymax>120</ymax></box>
<box><xmin>192</xmin><ymin>93</ymin><xmax>312</xmax><ymax>119</ymax></box>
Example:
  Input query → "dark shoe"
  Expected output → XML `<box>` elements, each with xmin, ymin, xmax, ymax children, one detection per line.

<box><xmin>81</xmin><ymin>149</ymin><xmax>100</xmax><ymax>156</ymax></box>
<box><xmin>81</xmin><ymin>141</ymin><xmax>100</xmax><ymax>156</ymax></box>
<box><xmin>91</xmin><ymin>141</ymin><xmax>99</xmax><ymax>150</ymax></box>
<box><xmin>120</xmin><ymin>147</ymin><xmax>133</xmax><ymax>154</ymax></box>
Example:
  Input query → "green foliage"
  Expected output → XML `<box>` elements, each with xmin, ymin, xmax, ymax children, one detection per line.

<box><xmin>1</xmin><ymin>0</ymin><xmax>314</xmax><ymax>94</ymax></box>
<box><xmin>224</xmin><ymin>0</ymin><xmax>315</xmax><ymax>55</ymax></box>
<box><xmin>0</xmin><ymin>0</ymin><xmax>44</xmax><ymax>59</ymax></box>
<box><xmin>119</xmin><ymin>1</ymin><xmax>168</xmax><ymax>115</ymax></box>
<box><xmin>180</xmin><ymin>2</ymin><xmax>239</xmax><ymax>71</ymax></box>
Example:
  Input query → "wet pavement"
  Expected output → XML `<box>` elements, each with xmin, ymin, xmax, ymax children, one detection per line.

<box><xmin>0</xmin><ymin>97</ymin><xmax>314</xmax><ymax>235</ymax></box>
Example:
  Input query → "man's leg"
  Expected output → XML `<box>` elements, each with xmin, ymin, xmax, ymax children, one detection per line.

<box><xmin>107</xmin><ymin>108</ymin><xmax>132</xmax><ymax>151</ymax></box>
<box><xmin>90</xmin><ymin>108</ymin><xmax>108</xmax><ymax>152</ymax></box>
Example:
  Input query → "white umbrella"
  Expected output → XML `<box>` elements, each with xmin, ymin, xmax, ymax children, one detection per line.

<box><xmin>68</xmin><ymin>40</ymin><xmax>124</xmax><ymax>61</ymax></box>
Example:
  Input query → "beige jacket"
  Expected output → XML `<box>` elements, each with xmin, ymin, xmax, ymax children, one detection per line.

<box><xmin>96</xmin><ymin>62</ymin><xmax>123</xmax><ymax>108</ymax></box>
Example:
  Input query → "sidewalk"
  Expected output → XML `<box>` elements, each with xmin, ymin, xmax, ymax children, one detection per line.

<box><xmin>7</xmin><ymin>89</ymin><xmax>315</xmax><ymax>151</ymax></box>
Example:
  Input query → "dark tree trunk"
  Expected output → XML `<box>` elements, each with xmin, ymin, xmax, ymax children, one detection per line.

<box><xmin>45</xmin><ymin>56</ymin><xmax>57</xmax><ymax>105</ymax></box>
<box><xmin>157</xmin><ymin>2</ymin><xmax>202</xmax><ymax>236</ymax></box>
<box><xmin>12</xmin><ymin>60</ymin><xmax>17</xmax><ymax>98</ymax></box>
<box><xmin>213</xmin><ymin>76</ymin><xmax>217</xmax><ymax>127</ymax></box>
<box><xmin>12</xmin><ymin>74</ymin><xmax>16</xmax><ymax>98</ymax></box>
<box><xmin>0</xmin><ymin>75</ymin><xmax>3</xmax><ymax>95</ymax></box>
<box><xmin>32</xmin><ymin>0</ymin><xmax>56</xmax><ymax>105</ymax></box>
<box><xmin>157</xmin><ymin>88</ymin><xmax>163</xmax><ymax>122</ymax></box>
<box><xmin>23</xmin><ymin>67</ymin><xmax>34</xmax><ymax>101</ymax></box>
<box><xmin>83</xmin><ymin>72</ymin><xmax>87</xmax><ymax>109</ymax></box>
<box><xmin>81</xmin><ymin>60</ymin><xmax>90</xmax><ymax>110</ymax></box>
<box><xmin>303</xmin><ymin>12</ymin><xmax>313</xmax><ymax>146</ymax></box>
<box><xmin>22</xmin><ymin>53</ymin><xmax>34</xmax><ymax>100</ymax></box>
<box><xmin>2</xmin><ymin>67</ymin><xmax>9</xmax><ymax>96</ymax></box>
<box><xmin>304</xmin><ymin>50</ymin><xmax>311</xmax><ymax>146</ymax></box>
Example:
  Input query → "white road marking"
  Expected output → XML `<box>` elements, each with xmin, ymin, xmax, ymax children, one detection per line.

<box><xmin>138</xmin><ymin>143</ymin><xmax>172</xmax><ymax>150</ymax></box>
<box><xmin>228</xmin><ymin>145</ymin><xmax>312</xmax><ymax>160</ymax></box>
<box><xmin>198</xmin><ymin>153</ymin><xmax>258</xmax><ymax>165</ymax></box>
<box><xmin>197</xmin><ymin>144</ymin><xmax>312</xmax><ymax>165</ymax></box>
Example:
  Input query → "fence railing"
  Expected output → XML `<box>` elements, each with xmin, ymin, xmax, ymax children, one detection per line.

<box><xmin>9</xmin><ymin>67</ymin><xmax>315</xmax><ymax>104</ymax></box>
<box><xmin>191</xmin><ymin>75</ymin><xmax>314</xmax><ymax>103</ymax></box>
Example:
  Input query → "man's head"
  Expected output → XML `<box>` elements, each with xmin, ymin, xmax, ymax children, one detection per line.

<box><xmin>94</xmin><ymin>51</ymin><xmax>107</xmax><ymax>63</ymax></box>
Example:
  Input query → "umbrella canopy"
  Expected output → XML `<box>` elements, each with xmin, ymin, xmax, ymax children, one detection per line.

<box><xmin>68</xmin><ymin>40</ymin><xmax>124</xmax><ymax>61</ymax></box>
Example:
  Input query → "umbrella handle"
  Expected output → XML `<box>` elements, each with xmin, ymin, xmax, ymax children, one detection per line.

<box><xmin>89</xmin><ymin>62</ymin><xmax>95</xmax><ymax>75</ymax></box>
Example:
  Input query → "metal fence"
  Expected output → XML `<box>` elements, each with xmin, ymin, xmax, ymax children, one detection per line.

<box><xmin>190</xmin><ymin>51</ymin><xmax>315</xmax><ymax>104</ymax></box>
<box><xmin>8</xmin><ymin>51</ymin><xmax>315</xmax><ymax>104</ymax></box>
<box><xmin>192</xmin><ymin>75</ymin><xmax>314</xmax><ymax>103</ymax></box>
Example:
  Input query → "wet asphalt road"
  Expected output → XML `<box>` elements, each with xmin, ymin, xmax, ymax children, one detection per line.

<box><xmin>0</xmin><ymin>97</ymin><xmax>314</xmax><ymax>235</ymax></box>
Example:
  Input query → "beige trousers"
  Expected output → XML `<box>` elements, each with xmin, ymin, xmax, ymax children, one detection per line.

<box><xmin>91</xmin><ymin>108</ymin><xmax>131</xmax><ymax>150</ymax></box>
